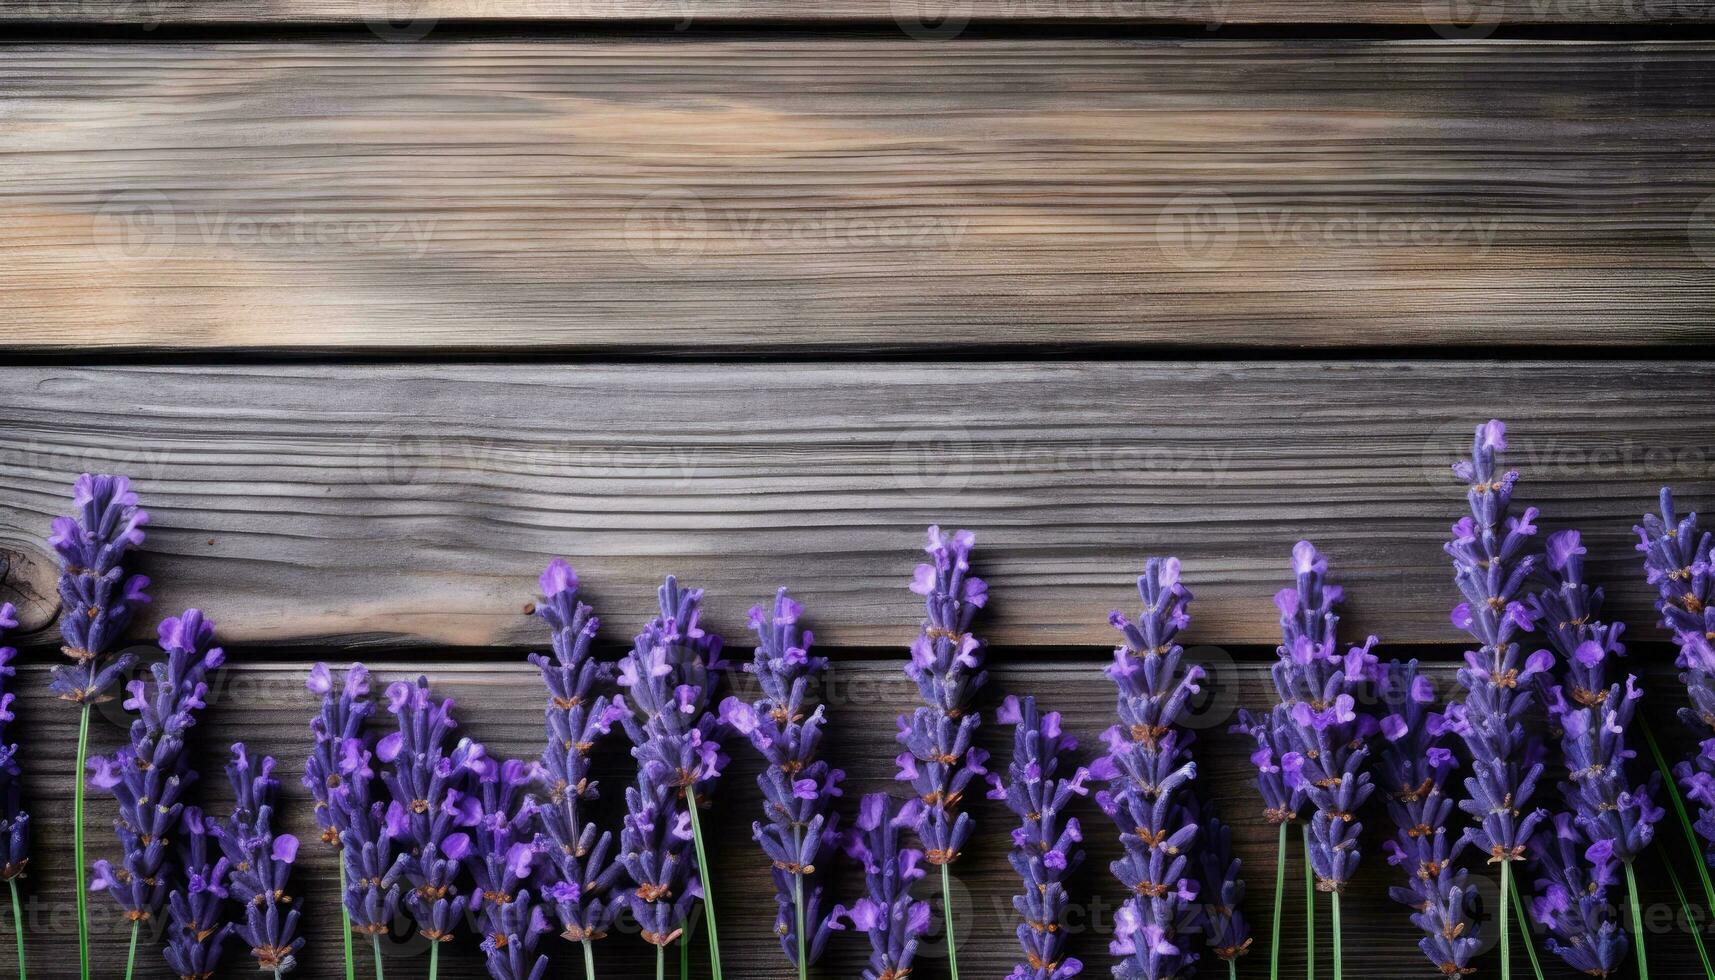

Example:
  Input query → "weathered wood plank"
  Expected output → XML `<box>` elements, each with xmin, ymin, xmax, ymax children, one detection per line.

<box><xmin>2</xmin><ymin>361</ymin><xmax>1712</xmax><ymax>650</ymax></box>
<box><xmin>4</xmin><ymin>41</ymin><xmax>1714</xmax><ymax>353</ymax></box>
<box><xmin>0</xmin><ymin>0</ymin><xmax>1708</xmax><ymax>27</ymax></box>
<box><xmin>10</xmin><ymin>659</ymin><xmax>1707</xmax><ymax>980</ymax></box>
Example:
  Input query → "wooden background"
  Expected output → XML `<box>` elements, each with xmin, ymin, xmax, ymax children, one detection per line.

<box><xmin>3</xmin><ymin>0</ymin><xmax>1715</xmax><ymax>977</ymax></box>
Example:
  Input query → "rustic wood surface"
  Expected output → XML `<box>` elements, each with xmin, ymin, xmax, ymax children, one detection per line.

<box><xmin>2</xmin><ymin>362</ymin><xmax>1713</xmax><ymax>652</ymax></box>
<box><xmin>5</xmin><ymin>658</ymin><xmax>1708</xmax><ymax>980</ymax></box>
<box><xmin>5</xmin><ymin>41</ymin><xmax>1715</xmax><ymax>353</ymax></box>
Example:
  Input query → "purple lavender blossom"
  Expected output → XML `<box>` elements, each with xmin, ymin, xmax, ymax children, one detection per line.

<box><xmin>828</xmin><ymin>793</ymin><xmax>932</xmax><ymax>980</ymax></box>
<box><xmin>1444</xmin><ymin>420</ymin><xmax>1550</xmax><ymax>866</ymax></box>
<box><xmin>986</xmin><ymin>694</ymin><xmax>1088</xmax><ymax>980</ymax></box>
<box><xmin>1529</xmin><ymin>529</ymin><xmax>1660</xmax><ymax>862</ymax></box>
<box><xmin>49</xmin><ymin>473</ymin><xmax>151</xmax><ymax>705</ymax></box>
<box><xmin>0</xmin><ymin>603</ymin><xmax>26</xmax><ymax>882</ymax></box>
<box><xmin>1266</xmin><ymin>542</ymin><xmax>1377</xmax><ymax>892</ymax></box>
<box><xmin>1527</xmin><ymin>815</ymin><xmax>1628</xmax><ymax>976</ymax></box>
<box><xmin>1094</xmin><ymin>557</ymin><xmax>1204</xmax><ymax>980</ymax></box>
<box><xmin>1376</xmin><ymin>659</ymin><xmax>1480</xmax><ymax>976</ymax></box>
<box><xmin>527</xmin><ymin>559</ymin><xmax>625</xmax><ymax>947</ymax></box>
<box><xmin>464</xmin><ymin>755</ymin><xmax>550</xmax><ymax>980</ymax></box>
<box><xmin>378</xmin><ymin>676</ymin><xmax>480</xmax><ymax>948</ymax></box>
<box><xmin>163</xmin><ymin>806</ymin><xmax>235</xmax><ymax>980</ymax></box>
<box><xmin>1232</xmin><ymin>700</ymin><xmax>1307</xmax><ymax>830</ymax></box>
<box><xmin>216</xmin><ymin>745</ymin><xmax>305</xmax><ymax>974</ymax></box>
<box><xmin>615</xmin><ymin>576</ymin><xmax>728</xmax><ymax>949</ymax></box>
<box><xmin>1195</xmin><ymin>804</ymin><xmax>1251</xmax><ymax>965</ymax></box>
<box><xmin>719</xmin><ymin>588</ymin><xmax>845</xmax><ymax>969</ymax></box>
<box><xmin>1635</xmin><ymin>489</ymin><xmax>1715</xmax><ymax>850</ymax></box>
<box><xmin>896</xmin><ymin>526</ymin><xmax>990</xmax><ymax>871</ymax></box>
<box><xmin>88</xmin><ymin>609</ymin><xmax>225</xmax><ymax>933</ymax></box>
<box><xmin>303</xmin><ymin>664</ymin><xmax>371</xmax><ymax>850</ymax></box>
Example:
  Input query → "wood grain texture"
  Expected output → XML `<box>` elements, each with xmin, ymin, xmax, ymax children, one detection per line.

<box><xmin>0</xmin><ymin>0</ymin><xmax>1710</xmax><ymax>26</ymax></box>
<box><xmin>2</xmin><ymin>361</ymin><xmax>1713</xmax><ymax>651</ymax></box>
<box><xmin>6</xmin><ymin>658</ymin><xmax>1708</xmax><ymax>980</ymax></box>
<box><xmin>4</xmin><ymin>40</ymin><xmax>1715</xmax><ymax>353</ymax></box>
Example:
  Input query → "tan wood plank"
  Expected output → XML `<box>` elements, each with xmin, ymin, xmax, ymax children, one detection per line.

<box><xmin>3</xmin><ymin>41</ymin><xmax>1714</xmax><ymax>352</ymax></box>
<box><xmin>1</xmin><ymin>361</ymin><xmax>1711</xmax><ymax>650</ymax></box>
<box><xmin>10</xmin><ymin>659</ymin><xmax>1706</xmax><ymax>979</ymax></box>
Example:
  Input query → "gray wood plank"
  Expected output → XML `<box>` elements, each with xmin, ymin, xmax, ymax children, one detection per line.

<box><xmin>1</xmin><ymin>361</ymin><xmax>1711</xmax><ymax>650</ymax></box>
<box><xmin>3</xmin><ymin>41</ymin><xmax>1714</xmax><ymax>352</ymax></box>
<box><xmin>8</xmin><ymin>659</ymin><xmax>1705</xmax><ymax>980</ymax></box>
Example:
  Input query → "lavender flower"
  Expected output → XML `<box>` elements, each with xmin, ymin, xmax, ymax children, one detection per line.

<box><xmin>615</xmin><ymin>577</ymin><xmax>728</xmax><ymax>952</ymax></box>
<box><xmin>89</xmin><ymin>610</ymin><xmax>226</xmax><ymax>934</ymax></box>
<box><xmin>49</xmin><ymin>473</ymin><xmax>151</xmax><ymax>705</ymax></box>
<box><xmin>828</xmin><ymin>793</ymin><xmax>932</xmax><ymax>980</ymax></box>
<box><xmin>896</xmin><ymin>527</ymin><xmax>990</xmax><ymax>870</ymax></box>
<box><xmin>163</xmin><ymin>806</ymin><xmax>235</xmax><ymax>980</ymax></box>
<box><xmin>986</xmin><ymin>694</ymin><xmax>1088</xmax><ymax>980</ymax></box>
<box><xmin>719</xmin><ymin>588</ymin><xmax>844</xmax><ymax>972</ymax></box>
<box><xmin>464</xmin><ymin>755</ymin><xmax>550</xmax><ymax>980</ymax></box>
<box><xmin>1530</xmin><ymin>529</ymin><xmax>1660</xmax><ymax>861</ymax></box>
<box><xmin>1528</xmin><ymin>815</ymin><xmax>1628</xmax><ymax>976</ymax></box>
<box><xmin>1376</xmin><ymin>659</ymin><xmax>1480</xmax><ymax>976</ymax></box>
<box><xmin>0</xmin><ymin>603</ymin><xmax>26</xmax><ymax>883</ymax></box>
<box><xmin>1195</xmin><ymin>804</ymin><xmax>1251</xmax><ymax>965</ymax></box>
<box><xmin>328</xmin><ymin>693</ymin><xmax>406</xmax><ymax>944</ymax></box>
<box><xmin>1266</xmin><ymin>542</ymin><xmax>1376</xmax><ymax>893</ymax></box>
<box><xmin>1095</xmin><ymin>557</ymin><xmax>1204</xmax><ymax>980</ymax></box>
<box><xmin>527</xmin><ymin>559</ymin><xmax>624</xmax><ymax>950</ymax></box>
<box><xmin>1232</xmin><ymin>702</ymin><xmax>1307</xmax><ymax>829</ymax></box>
<box><xmin>216</xmin><ymin>745</ymin><xmax>304</xmax><ymax>975</ymax></box>
<box><xmin>303</xmin><ymin>664</ymin><xmax>373</xmax><ymax>852</ymax></box>
<box><xmin>1635</xmin><ymin>489</ymin><xmax>1715</xmax><ymax>851</ymax></box>
<box><xmin>1444</xmin><ymin>420</ymin><xmax>1550</xmax><ymax>866</ymax></box>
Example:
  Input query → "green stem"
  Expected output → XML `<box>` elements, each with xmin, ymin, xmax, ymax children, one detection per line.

<box><xmin>684</xmin><ymin>788</ymin><xmax>722</xmax><ymax>980</ymax></box>
<box><xmin>656</xmin><ymin>943</ymin><xmax>664</xmax><ymax>980</ymax></box>
<box><xmin>8</xmin><ymin>877</ymin><xmax>25</xmax><ymax>980</ymax></box>
<box><xmin>1303</xmin><ymin>825</ymin><xmax>1315</xmax><ymax>980</ymax></box>
<box><xmin>1229</xmin><ymin>957</ymin><xmax>1237</xmax><ymax>980</ymax></box>
<box><xmin>337</xmin><ymin>856</ymin><xmax>355</xmax><ymax>980</ymax></box>
<box><xmin>1331</xmin><ymin>891</ymin><xmax>1341</xmax><ymax>980</ymax></box>
<box><xmin>124</xmin><ymin>920</ymin><xmax>137</xmax><ymax>980</ymax></box>
<box><xmin>1662</xmin><ymin>851</ymin><xmax>1715</xmax><ymax>980</ymax></box>
<box><xmin>1626</xmin><ymin>861</ymin><xmax>1650</xmax><ymax>980</ymax></box>
<box><xmin>1508</xmin><ymin>875</ymin><xmax>1544</xmax><ymax>980</ymax></box>
<box><xmin>428</xmin><ymin>941</ymin><xmax>438</xmax><ymax>980</ymax></box>
<box><xmin>679</xmin><ymin>928</ymin><xmax>687</xmax><ymax>980</ymax></box>
<box><xmin>582</xmin><ymin>939</ymin><xmax>596</xmax><ymax>980</ymax></box>
<box><xmin>371</xmin><ymin>934</ymin><xmax>384</xmax><ymax>980</ymax></box>
<box><xmin>794</xmin><ymin>872</ymin><xmax>808</xmax><ymax>980</ymax></box>
<box><xmin>1500</xmin><ymin>860</ymin><xmax>1512</xmax><ymax>980</ymax></box>
<box><xmin>1643</xmin><ymin>717</ymin><xmax>1715</xmax><ymax>915</ymax></box>
<box><xmin>941</xmin><ymin>863</ymin><xmax>960</xmax><ymax>980</ymax></box>
<box><xmin>73</xmin><ymin>704</ymin><xmax>91</xmax><ymax>980</ymax></box>
<box><xmin>1270</xmin><ymin>822</ymin><xmax>1286</xmax><ymax>980</ymax></box>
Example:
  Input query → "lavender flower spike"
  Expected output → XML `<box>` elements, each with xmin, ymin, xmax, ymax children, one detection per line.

<box><xmin>464</xmin><ymin>754</ymin><xmax>551</xmax><ymax>980</ymax></box>
<box><xmin>527</xmin><ymin>559</ymin><xmax>625</xmax><ymax>964</ymax></box>
<box><xmin>1196</xmin><ymin>803</ymin><xmax>1252</xmax><ymax>966</ymax></box>
<box><xmin>719</xmin><ymin>588</ymin><xmax>845</xmax><ymax>976</ymax></box>
<box><xmin>88</xmin><ymin>610</ymin><xmax>226</xmax><ymax>950</ymax></box>
<box><xmin>216</xmin><ymin>745</ymin><xmax>304</xmax><ymax>976</ymax></box>
<box><xmin>828</xmin><ymin>793</ymin><xmax>932</xmax><ymax>980</ymax></box>
<box><xmin>328</xmin><ymin>693</ymin><xmax>407</xmax><ymax>967</ymax></box>
<box><xmin>301</xmin><ymin>662</ymin><xmax>372</xmax><ymax>977</ymax></box>
<box><xmin>1095</xmin><ymin>557</ymin><xmax>1204</xmax><ymax>980</ymax></box>
<box><xmin>163</xmin><ymin>806</ymin><xmax>235</xmax><ymax>980</ymax></box>
<box><xmin>986</xmin><ymin>695</ymin><xmax>1088</xmax><ymax>980</ymax></box>
<box><xmin>1528</xmin><ymin>815</ymin><xmax>1628</xmax><ymax>977</ymax></box>
<box><xmin>0</xmin><ymin>603</ymin><xmax>27</xmax><ymax>882</ymax></box>
<box><xmin>1376</xmin><ymin>659</ymin><xmax>1480</xmax><ymax>976</ymax></box>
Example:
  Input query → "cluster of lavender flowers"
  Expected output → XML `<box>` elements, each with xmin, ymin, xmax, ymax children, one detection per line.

<box><xmin>164</xmin><ymin>806</ymin><xmax>234</xmax><ymax>978</ymax></box>
<box><xmin>1195</xmin><ymin>804</ymin><xmax>1251</xmax><ymax>966</ymax></box>
<box><xmin>831</xmin><ymin>793</ymin><xmax>932</xmax><ymax>980</ymax></box>
<box><xmin>1375</xmin><ymin>659</ymin><xmax>1479</xmax><ymax>975</ymax></box>
<box><xmin>466</xmin><ymin>756</ymin><xmax>552</xmax><ymax>980</ymax></box>
<box><xmin>1529</xmin><ymin>815</ymin><xmax>1627</xmax><ymax>975</ymax></box>
<box><xmin>1636</xmin><ymin>490</ymin><xmax>1715</xmax><ymax>848</ymax></box>
<box><xmin>48</xmin><ymin>473</ymin><xmax>151</xmax><ymax>706</ymax></box>
<box><xmin>217</xmin><ymin>745</ymin><xmax>304</xmax><ymax>974</ymax></box>
<box><xmin>89</xmin><ymin>610</ymin><xmax>226</xmax><ymax>941</ymax></box>
<box><xmin>987</xmin><ymin>695</ymin><xmax>1088</xmax><ymax>980</ymax></box>
<box><xmin>1096</xmin><ymin>557</ymin><xmax>1205</xmax><ymax>980</ymax></box>
<box><xmin>0</xmin><ymin>603</ymin><xmax>24</xmax><ymax>885</ymax></box>
<box><xmin>1443</xmin><ymin>421</ymin><xmax>1551</xmax><ymax>871</ymax></box>
<box><xmin>1262</xmin><ymin>542</ymin><xmax>1376</xmax><ymax>895</ymax></box>
<box><xmin>721</xmin><ymin>588</ymin><xmax>844</xmax><ymax>972</ymax></box>
<box><xmin>528</xmin><ymin>559</ymin><xmax>625</xmax><ymax>953</ymax></box>
<box><xmin>615</xmin><ymin>576</ymin><xmax>728</xmax><ymax>951</ymax></box>
<box><xmin>897</xmin><ymin>526</ymin><xmax>991</xmax><ymax>872</ymax></box>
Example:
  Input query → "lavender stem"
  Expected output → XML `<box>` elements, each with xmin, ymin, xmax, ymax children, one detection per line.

<box><xmin>370</xmin><ymin>935</ymin><xmax>383</xmax><ymax>980</ymax></box>
<box><xmin>794</xmin><ymin>862</ymin><xmax>807</xmax><ymax>980</ymax></box>
<box><xmin>428</xmin><ymin>940</ymin><xmax>438</xmax><ymax>980</ymax></box>
<box><xmin>1507</xmin><ymin>886</ymin><xmax>1543</xmax><ymax>980</ymax></box>
<box><xmin>1303</xmin><ymin>825</ymin><xmax>1314</xmax><ymax>980</ymax></box>
<box><xmin>1500</xmin><ymin>861</ymin><xmax>1511</xmax><ymax>980</ymax></box>
<box><xmin>1662</xmin><ymin>855</ymin><xmax>1715</xmax><ymax>980</ymax></box>
<box><xmin>582</xmin><ymin>940</ymin><xmax>596</xmax><ymax>980</ymax></box>
<box><xmin>8</xmin><ymin>877</ymin><xmax>24</xmax><ymax>980</ymax></box>
<box><xmin>123</xmin><ymin>919</ymin><xmax>137</xmax><ymax>980</ymax></box>
<box><xmin>940</xmin><ymin>864</ymin><xmax>959</xmax><ymax>980</ymax></box>
<box><xmin>337</xmin><ymin>859</ymin><xmax>354</xmax><ymax>980</ymax></box>
<box><xmin>1331</xmin><ymin>892</ymin><xmax>1342</xmax><ymax>980</ymax></box>
<box><xmin>1625</xmin><ymin>863</ymin><xmax>1650</xmax><ymax>980</ymax></box>
<box><xmin>1643</xmin><ymin>716</ymin><xmax>1715</xmax><ymax>915</ymax></box>
<box><xmin>657</xmin><ymin>943</ymin><xmax>665</xmax><ymax>980</ymax></box>
<box><xmin>685</xmin><ymin>787</ymin><xmax>723</xmax><ymax>980</ymax></box>
<box><xmin>73</xmin><ymin>705</ymin><xmax>90</xmax><ymax>980</ymax></box>
<box><xmin>1271</xmin><ymin>822</ymin><xmax>1285</xmax><ymax>980</ymax></box>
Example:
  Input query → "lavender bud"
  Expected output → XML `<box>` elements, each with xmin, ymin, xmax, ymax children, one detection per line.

<box><xmin>828</xmin><ymin>793</ymin><xmax>931</xmax><ymax>980</ymax></box>
<box><xmin>49</xmin><ymin>473</ymin><xmax>150</xmax><ymax>705</ymax></box>
<box><xmin>215</xmin><ymin>745</ymin><xmax>304</xmax><ymax>974</ymax></box>
<box><xmin>464</xmin><ymin>754</ymin><xmax>550</xmax><ymax>980</ymax></box>
<box><xmin>0</xmin><ymin>603</ymin><xmax>27</xmax><ymax>882</ymax></box>
<box><xmin>1196</xmin><ymin>804</ymin><xmax>1252</xmax><ymax>963</ymax></box>
<box><xmin>163</xmin><ymin>806</ymin><xmax>235</xmax><ymax>979</ymax></box>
